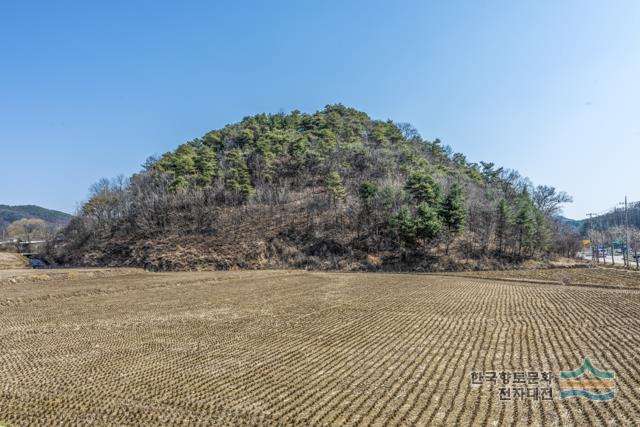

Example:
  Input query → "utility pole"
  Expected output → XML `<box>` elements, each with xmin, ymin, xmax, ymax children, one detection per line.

<box><xmin>587</xmin><ymin>213</ymin><xmax>597</xmax><ymax>264</ymax></box>
<box><xmin>611</xmin><ymin>239</ymin><xmax>615</xmax><ymax>265</ymax></box>
<box><xmin>625</xmin><ymin>196</ymin><xmax>631</xmax><ymax>268</ymax></box>
<box><xmin>617</xmin><ymin>197</ymin><xmax>632</xmax><ymax>268</ymax></box>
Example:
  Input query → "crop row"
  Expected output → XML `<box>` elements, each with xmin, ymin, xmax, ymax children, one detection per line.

<box><xmin>1</xmin><ymin>271</ymin><xmax>639</xmax><ymax>425</ymax></box>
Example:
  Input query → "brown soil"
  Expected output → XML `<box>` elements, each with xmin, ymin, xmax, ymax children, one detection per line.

<box><xmin>451</xmin><ymin>266</ymin><xmax>640</xmax><ymax>289</ymax></box>
<box><xmin>1</xmin><ymin>269</ymin><xmax>638</xmax><ymax>425</ymax></box>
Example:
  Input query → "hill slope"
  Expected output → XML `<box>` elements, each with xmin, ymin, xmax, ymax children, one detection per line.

<box><xmin>557</xmin><ymin>216</ymin><xmax>583</xmax><ymax>232</ymax></box>
<box><xmin>0</xmin><ymin>205</ymin><xmax>72</xmax><ymax>230</ymax></box>
<box><xmin>580</xmin><ymin>201</ymin><xmax>640</xmax><ymax>249</ymax></box>
<box><xmin>0</xmin><ymin>252</ymin><xmax>29</xmax><ymax>269</ymax></box>
<box><xmin>54</xmin><ymin>105</ymin><xmax>575</xmax><ymax>270</ymax></box>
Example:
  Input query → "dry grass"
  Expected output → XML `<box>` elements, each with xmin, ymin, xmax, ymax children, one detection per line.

<box><xmin>0</xmin><ymin>253</ymin><xmax>28</xmax><ymax>270</ymax></box>
<box><xmin>1</xmin><ymin>269</ymin><xmax>639</xmax><ymax>425</ymax></box>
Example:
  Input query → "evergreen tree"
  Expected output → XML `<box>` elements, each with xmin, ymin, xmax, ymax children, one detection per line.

<box><xmin>415</xmin><ymin>202</ymin><xmax>442</xmax><ymax>243</ymax></box>
<box><xmin>169</xmin><ymin>175</ymin><xmax>189</xmax><ymax>192</ymax></box>
<box><xmin>533</xmin><ymin>209</ymin><xmax>550</xmax><ymax>254</ymax></box>
<box><xmin>496</xmin><ymin>199</ymin><xmax>513</xmax><ymax>254</ymax></box>
<box><xmin>358</xmin><ymin>182</ymin><xmax>378</xmax><ymax>203</ymax></box>
<box><xmin>169</xmin><ymin>144</ymin><xmax>197</xmax><ymax>176</ymax></box>
<box><xmin>325</xmin><ymin>172</ymin><xmax>347</xmax><ymax>205</ymax></box>
<box><xmin>395</xmin><ymin>206</ymin><xmax>416</xmax><ymax>247</ymax></box>
<box><xmin>405</xmin><ymin>170</ymin><xmax>441</xmax><ymax>205</ymax></box>
<box><xmin>440</xmin><ymin>182</ymin><xmax>466</xmax><ymax>253</ymax></box>
<box><xmin>225</xmin><ymin>148</ymin><xmax>253</xmax><ymax>197</ymax></box>
<box><xmin>194</xmin><ymin>146</ymin><xmax>220</xmax><ymax>187</ymax></box>
<box><xmin>515</xmin><ymin>196</ymin><xmax>536</xmax><ymax>256</ymax></box>
<box><xmin>440</xmin><ymin>183</ymin><xmax>466</xmax><ymax>234</ymax></box>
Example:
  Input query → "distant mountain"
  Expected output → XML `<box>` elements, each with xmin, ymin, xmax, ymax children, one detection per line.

<box><xmin>582</xmin><ymin>201</ymin><xmax>640</xmax><ymax>234</ymax></box>
<box><xmin>0</xmin><ymin>205</ymin><xmax>72</xmax><ymax>230</ymax></box>
<box><xmin>557</xmin><ymin>216</ymin><xmax>583</xmax><ymax>232</ymax></box>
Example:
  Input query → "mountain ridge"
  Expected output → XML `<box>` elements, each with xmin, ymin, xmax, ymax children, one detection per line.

<box><xmin>0</xmin><ymin>204</ymin><xmax>72</xmax><ymax>231</ymax></box>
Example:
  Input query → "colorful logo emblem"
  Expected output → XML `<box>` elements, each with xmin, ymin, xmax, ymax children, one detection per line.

<box><xmin>559</xmin><ymin>358</ymin><xmax>615</xmax><ymax>401</ymax></box>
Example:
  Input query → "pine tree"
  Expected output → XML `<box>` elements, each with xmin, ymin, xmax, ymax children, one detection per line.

<box><xmin>515</xmin><ymin>196</ymin><xmax>536</xmax><ymax>256</ymax></box>
<box><xmin>533</xmin><ymin>209</ymin><xmax>550</xmax><ymax>254</ymax></box>
<box><xmin>195</xmin><ymin>146</ymin><xmax>220</xmax><ymax>187</ymax></box>
<box><xmin>325</xmin><ymin>172</ymin><xmax>347</xmax><ymax>205</ymax></box>
<box><xmin>440</xmin><ymin>182</ymin><xmax>466</xmax><ymax>254</ymax></box>
<box><xmin>170</xmin><ymin>144</ymin><xmax>197</xmax><ymax>176</ymax></box>
<box><xmin>169</xmin><ymin>175</ymin><xmax>189</xmax><ymax>192</ymax></box>
<box><xmin>358</xmin><ymin>182</ymin><xmax>378</xmax><ymax>204</ymax></box>
<box><xmin>225</xmin><ymin>148</ymin><xmax>253</xmax><ymax>197</ymax></box>
<box><xmin>415</xmin><ymin>202</ymin><xmax>442</xmax><ymax>243</ymax></box>
<box><xmin>496</xmin><ymin>199</ymin><xmax>513</xmax><ymax>254</ymax></box>
<box><xmin>405</xmin><ymin>170</ymin><xmax>441</xmax><ymax>205</ymax></box>
<box><xmin>394</xmin><ymin>207</ymin><xmax>416</xmax><ymax>246</ymax></box>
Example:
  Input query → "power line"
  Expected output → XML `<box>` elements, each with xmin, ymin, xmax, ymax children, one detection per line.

<box><xmin>587</xmin><ymin>197</ymin><xmax>637</xmax><ymax>268</ymax></box>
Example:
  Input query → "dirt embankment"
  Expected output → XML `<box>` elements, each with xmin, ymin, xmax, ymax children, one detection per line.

<box><xmin>56</xmin><ymin>230</ymin><xmax>588</xmax><ymax>274</ymax></box>
<box><xmin>0</xmin><ymin>252</ymin><xmax>28</xmax><ymax>269</ymax></box>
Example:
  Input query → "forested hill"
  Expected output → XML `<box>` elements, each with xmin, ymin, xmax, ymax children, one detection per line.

<box><xmin>55</xmin><ymin>105</ymin><xmax>578</xmax><ymax>270</ymax></box>
<box><xmin>0</xmin><ymin>205</ymin><xmax>72</xmax><ymax>230</ymax></box>
<box><xmin>581</xmin><ymin>201</ymin><xmax>640</xmax><ymax>244</ymax></box>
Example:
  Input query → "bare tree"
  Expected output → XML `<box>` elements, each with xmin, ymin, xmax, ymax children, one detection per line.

<box><xmin>7</xmin><ymin>218</ymin><xmax>49</xmax><ymax>243</ymax></box>
<box><xmin>532</xmin><ymin>185</ymin><xmax>573</xmax><ymax>216</ymax></box>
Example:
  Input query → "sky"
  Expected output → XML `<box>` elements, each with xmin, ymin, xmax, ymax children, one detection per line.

<box><xmin>1</xmin><ymin>1</ymin><xmax>638</xmax><ymax>219</ymax></box>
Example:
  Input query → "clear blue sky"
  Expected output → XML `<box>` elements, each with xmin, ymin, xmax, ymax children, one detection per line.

<box><xmin>1</xmin><ymin>1</ymin><xmax>638</xmax><ymax>219</ymax></box>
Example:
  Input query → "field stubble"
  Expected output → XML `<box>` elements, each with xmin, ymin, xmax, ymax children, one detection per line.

<box><xmin>1</xmin><ymin>269</ymin><xmax>639</xmax><ymax>426</ymax></box>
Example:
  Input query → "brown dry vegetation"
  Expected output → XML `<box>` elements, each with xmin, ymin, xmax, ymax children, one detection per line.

<box><xmin>0</xmin><ymin>253</ymin><xmax>28</xmax><ymax>270</ymax></box>
<box><xmin>1</xmin><ymin>269</ymin><xmax>639</xmax><ymax>425</ymax></box>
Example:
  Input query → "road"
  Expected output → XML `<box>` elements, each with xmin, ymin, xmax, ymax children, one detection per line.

<box><xmin>579</xmin><ymin>252</ymin><xmax>637</xmax><ymax>266</ymax></box>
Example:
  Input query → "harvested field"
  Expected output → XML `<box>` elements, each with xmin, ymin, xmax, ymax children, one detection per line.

<box><xmin>454</xmin><ymin>266</ymin><xmax>640</xmax><ymax>289</ymax></box>
<box><xmin>0</xmin><ymin>267</ymin><xmax>142</xmax><ymax>286</ymax></box>
<box><xmin>1</xmin><ymin>269</ymin><xmax>639</xmax><ymax>425</ymax></box>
